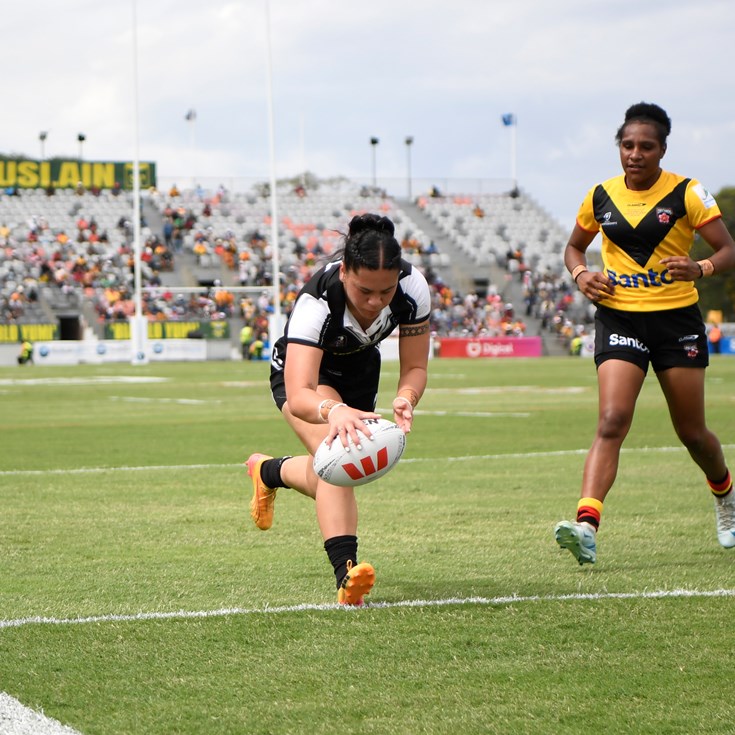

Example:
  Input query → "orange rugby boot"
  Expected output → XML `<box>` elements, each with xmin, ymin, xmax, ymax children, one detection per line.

<box><xmin>337</xmin><ymin>561</ymin><xmax>376</xmax><ymax>606</ymax></box>
<box><xmin>247</xmin><ymin>453</ymin><xmax>276</xmax><ymax>530</ymax></box>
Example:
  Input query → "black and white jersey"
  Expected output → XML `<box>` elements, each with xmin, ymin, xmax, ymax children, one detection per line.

<box><xmin>271</xmin><ymin>259</ymin><xmax>431</xmax><ymax>372</ymax></box>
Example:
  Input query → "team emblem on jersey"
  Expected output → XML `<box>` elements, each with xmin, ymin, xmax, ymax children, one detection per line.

<box><xmin>679</xmin><ymin>334</ymin><xmax>700</xmax><ymax>360</ymax></box>
<box><xmin>656</xmin><ymin>207</ymin><xmax>673</xmax><ymax>224</ymax></box>
<box><xmin>601</xmin><ymin>211</ymin><xmax>617</xmax><ymax>227</ymax></box>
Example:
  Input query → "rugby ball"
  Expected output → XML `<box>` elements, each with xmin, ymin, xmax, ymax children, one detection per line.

<box><xmin>313</xmin><ymin>418</ymin><xmax>406</xmax><ymax>487</ymax></box>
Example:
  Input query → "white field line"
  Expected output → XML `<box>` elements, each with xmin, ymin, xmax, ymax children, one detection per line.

<box><xmin>3</xmin><ymin>444</ymin><xmax>735</xmax><ymax>478</ymax></box>
<box><xmin>1</xmin><ymin>588</ymin><xmax>734</xmax><ymax>631</ymax></box>
<box><xmin>427</xmin><ymin>386</ymin><xmax>588</xmax><ymax>394</ymax></box>
<box><xmin>0</xmin><ymin>692</ymin><xmax>83</xmax><ymax>735</ymax></box>
<box><xmin>409</xmin><ymin>409</ymin><xmax>530</xmax><ymax>418</ymax></box>
<box><xmin>109</xmin><ymin>396</ymin><xmax>222</xmax><ymax>405</ymax></box>
<box><xmin>0</xmin><ymin>376</ymin><xmax>169</xmax><ymax>386</ymax></box>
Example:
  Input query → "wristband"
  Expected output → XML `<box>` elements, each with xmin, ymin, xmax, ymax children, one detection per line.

<box><xmin>396</xmin><ymin>388</ymin><xmax>419</xmax><ymax>408</ymax></box>
<box><xmin>317</xmin><ymin>399</ymin><xmax>339</xmax><ymax>423</ymax></box>
<box><xmin>393</xmin><ymin>396</ymin><xmax>414</xmax><ymax>414</ymax></box>
<box><xmin>571</xmin><ymin>265</ymin><xmax>588</xmax><ymax>283</ymax></box>
<box><xmin>327</xmin><ymin>402</ymin><xmax>347</xmax><ymax>420</ymax></box>
<box><xmin>697</xmin><ymin>259</ymin><xmax>715</xmax><ymax>278</ymax></box>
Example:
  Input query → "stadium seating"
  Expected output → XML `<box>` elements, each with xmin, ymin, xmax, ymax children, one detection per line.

<box><xmin>417</xmin><ymin>191</ymin><xmax>567</xmax><ymax>273</ymax></box>
<box><xmin>150</xmin><ymin>183</ymin><xmax>451</xmax><ymax>284</ymax></box>
<box><xmin>0</xmin><ymin>187</ymin><xmax>172</xmax><ymax>326</ymax></box>
<box><xmin>0</xmin><ymin>182</ymin><xmax>583</xmax><ymax>349</ymax></box>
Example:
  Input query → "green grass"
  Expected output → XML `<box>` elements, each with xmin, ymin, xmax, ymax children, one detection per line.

<box><xmin>1</xmin><ymin>356</ymin><xmax>734</xmax><ymax>734</ymax></box>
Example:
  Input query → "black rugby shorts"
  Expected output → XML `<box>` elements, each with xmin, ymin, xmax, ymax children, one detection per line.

<box><xmin>594</xmin><ymin>303</ymin><xmax>709</xmax><ymax>373</ymax></box>
<box><xmin>270</xmin><ymin>346</ymin><xmax>381</xmax><ymax>412</ymax></box>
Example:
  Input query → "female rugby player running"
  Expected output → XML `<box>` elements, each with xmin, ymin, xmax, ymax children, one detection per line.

<box><xmin>555</xmin><ymin>102</ymin><xmax>735</xmax><ymax>565</ymax></box>
<box><xmin>247</xmin><ymin>213</ymin><xmax>431</xmax><ymax>603</ymax></box>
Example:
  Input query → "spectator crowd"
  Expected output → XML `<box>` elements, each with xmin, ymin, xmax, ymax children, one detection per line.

<box><xmin>0</xmin><ymin>183</ymin><xmax>590</xmax><ymax>353</ymax></box>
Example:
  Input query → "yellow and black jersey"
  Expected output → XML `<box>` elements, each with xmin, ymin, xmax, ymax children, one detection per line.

<box><xmin>576</xmin><ymin>170</ymin><xmax>722</xmax><ymax>311</ymax></box>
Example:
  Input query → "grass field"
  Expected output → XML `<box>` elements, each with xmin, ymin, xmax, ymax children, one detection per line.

<box><xmin>1</xmin><ymin>356</ymin><xmax>735</xmax><ymax>734</ymax></box>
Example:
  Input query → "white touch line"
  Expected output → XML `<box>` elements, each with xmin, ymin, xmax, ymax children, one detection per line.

<box><xmin>0</xmin><ymin>464</ymin><xmax>235</xmax><ymax>477</ymax></box>
<box><xmin>0</xmin><ymin>376</ymin><xmax>168</xmax><ymax>386</ymax></box>
<box><xmin>428</xmin><ymin>386</ymin><xmax>588</xmax><ymax>394</ymax></box>
<box><xmin>1</xmin><ymin>588</ymin><xmax>733</xmax><ymax>630</ymax></box>
<box><xmin>0</xmin><ymin>692</ymin><xmax>83</xmax><ymax>735</ymax></box>
<box><xmin>110</xmin><ymin>396</ymin><xmax>222</xmax><ymax>405</ymax></box>
<box><xmin>4</xmin><ymin>444</ymin><xmax>735</xmax><ymax>477</ymax></box>
<box><xmin>422</xmin><ymin>411</ymin><xmax>531</xmax><ymax>417</ymax></box>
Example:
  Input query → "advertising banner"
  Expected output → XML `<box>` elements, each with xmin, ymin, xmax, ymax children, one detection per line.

<box><xmin>104</xmin><ymin>320</ymin><xmax>230</xmax><ymax>340</ymax></box>
<box><xmin>0</xmin><ymin>157</ymin><xmax>156</xmax><ymax>190</ymax></box>
<box><xmin>33</xmin><ymin>339</ymin><xmax>207</xmax><ymax>365</ymax></box>
<box><xmin>437</xmin><ymin>336</ymin><xmax>543</xmax><ymax>358</ymax></box>
<box><xmin>0</xmin><ymin>323</ymin><xmax>58</xmax><ymax>343</ymax></box>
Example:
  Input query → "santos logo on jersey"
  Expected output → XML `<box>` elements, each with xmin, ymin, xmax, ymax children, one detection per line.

<box><xmin>608</xmin><ymin>333</ymin><xmax>650</xmax><ymax>352</ymax></box>
<box><xmin>605</xmin><ymin>267</ymin><xmax>675</xmax><ymax>289</ymax></box>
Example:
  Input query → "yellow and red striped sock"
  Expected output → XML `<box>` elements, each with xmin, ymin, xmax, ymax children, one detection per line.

<box><xmin>577</xmin><ymin>497</ymin><xmax>604</xmax><ymax>530</ymax></box>
<box><xmin>708</xmin><ymin>470</ymin><xmax>732</xmax><ymax>497</ymax></box>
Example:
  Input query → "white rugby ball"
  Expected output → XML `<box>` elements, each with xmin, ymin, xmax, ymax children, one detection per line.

<box><xmin>313</xmin><ymin>418</ymin><xmax>406</xmax><ymax>487</ymax></box>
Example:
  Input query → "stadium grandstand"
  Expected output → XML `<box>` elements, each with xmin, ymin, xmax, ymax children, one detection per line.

<box><xmin>0</xmin><ymin>175</ymin><xmax>591</xmax><ymax>363</ymax></box>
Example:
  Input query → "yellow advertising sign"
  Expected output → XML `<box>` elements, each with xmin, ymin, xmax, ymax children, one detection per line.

<box><xmin>0</xmin><ymin>158</ymin><xmax>156</xmax><ymax>190</ymax></box>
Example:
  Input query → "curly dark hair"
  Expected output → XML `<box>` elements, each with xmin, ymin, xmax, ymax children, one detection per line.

<box><xmin>615</xmin><ymin>102</ymin><xmax>672</xmax><ymax>147</ymax></box>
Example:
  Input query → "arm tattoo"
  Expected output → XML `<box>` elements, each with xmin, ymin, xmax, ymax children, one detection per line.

<box><xmin>399</xmin><ymin>323</ymin><xmax>430</xmax><ymax>337</ymax></box>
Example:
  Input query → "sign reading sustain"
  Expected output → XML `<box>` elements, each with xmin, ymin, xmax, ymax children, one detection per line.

<box><xmin>0</xmin><ymin>156</ymin><xmax>157</xmax><ymax>190</ymax></box>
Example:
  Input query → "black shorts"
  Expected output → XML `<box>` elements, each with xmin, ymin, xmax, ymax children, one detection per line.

<box><xmin>270</xmin><ymin>346</ymin><xmax>382</xmax><ymax>412</ymax></box>
<box><xmin>594</xmin><ymin>304</ymin><xmax>709</xmax><ymax>374</ymax></box>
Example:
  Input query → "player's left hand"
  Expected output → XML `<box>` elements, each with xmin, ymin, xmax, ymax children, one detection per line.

<box><xmin>392</xmin><ymin>397</ymin><xmax>414</xmax><ymax>434</ymax></box>
<box><xmin>660</xmin><ymin>256</ymin><xmax>701</xmax><ymax>281</ymax></box>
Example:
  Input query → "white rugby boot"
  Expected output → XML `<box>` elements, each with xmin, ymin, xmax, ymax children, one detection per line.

<box><xmin>554</xmin><ymin>520</ymin><xmax>597</xmax><ymax>565</ymax></box>
<box><xmin>713</xmin><ymin>491</ymin><xmax>735</xmax><ymax>548</ymax></box>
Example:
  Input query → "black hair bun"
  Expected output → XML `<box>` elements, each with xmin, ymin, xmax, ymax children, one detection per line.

<box><xmin>348</xmin><ymin>213</ymin><xmax>395</xmax><ymax>237</ymax></box>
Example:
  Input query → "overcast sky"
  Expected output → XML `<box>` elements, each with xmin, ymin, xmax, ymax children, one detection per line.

<box><xmin>5</xmin><ymin>0</ymin><xmax>735</xmax><ymax>229</ymax></box>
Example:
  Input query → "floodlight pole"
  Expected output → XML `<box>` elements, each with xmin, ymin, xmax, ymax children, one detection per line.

<box><xmin>130</xmin><ymin>0</ymin><xmax>147</xmax><ymax>364</ymax></box>
<box><xmin>405</xmin><ymin>136</ymin><xmax>414</xmax><ymax>200</ymax></box>
<box><xmin>299</xmin><ymin>111</ymin><xmax>306</xmax><ymax>188</ymax></box>
<box><xmin>510</xmin><ymin>120</ymin><xmax>518</xmax><ymax>193</ymax></box>
<box><xmin>264</xmin><ymin>0</ymin><xmax>282</xmax><ymax>335</ymax></box>
<box><xmin>187</xmin><ymin>110</ymin><xmax>197</xmax><ymax>190</ymax></box>
<box><xmin>370</xmin><ymin>137</ymin><xmax>379</xmax><ymax>188</ymax></box>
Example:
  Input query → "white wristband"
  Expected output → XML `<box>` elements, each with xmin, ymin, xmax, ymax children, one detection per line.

<box><xmin>392</xmin><ymin>396</ymin><xmax>414</xmax><ymax>414</ymax></box>
<box><xmin>327</xmin><ymin>402</ymin><xmax>347</xmax><ymax>420</ymax></box>
<box><xmin>317</xmin><ymin>399</ymin><xmax>331</xmax><ymax>423</ymax></box>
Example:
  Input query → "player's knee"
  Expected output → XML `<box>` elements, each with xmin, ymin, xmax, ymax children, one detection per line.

<box><xmin>676</xmin><ymin>426</ymin><xmax>708</xmax><ymax>453</ymax></box>
<box><xmin>597</xmin><ymin>408</ymin><xmax>632</xmax><ymax>441</ymax></box>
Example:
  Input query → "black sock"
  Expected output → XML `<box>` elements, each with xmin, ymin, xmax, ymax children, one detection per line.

<box><xmin>260</xmin><ymin>456</ymin><xmax>291</xmax><ymax>489</ymax></box>
<box><xmin>324</xmin><ymin>535</ymin><xmax>358</xmax><ymax>588</ymax></box>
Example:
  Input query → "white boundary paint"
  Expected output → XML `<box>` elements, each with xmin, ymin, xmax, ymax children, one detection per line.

<box><xmin>2</xmin><ymin>444</ymin><xmax>733</xmax><ymax>628</ymax></box>
<box><xmin>0</xmin><ymin>692</ymin><xmax>83</xmax><ymax>735</ymax></box>
<box><xmin>1</xmin><ymin>588</ymin><xmax>734</xmax><ymax>631</ymax></box>
<box><xmin>2</xmin><ymin>589</ymin><xmax>732</xmax><ymax>735</ymax></box>
<box><xmin>3</xmin><ymin>445</ymin><xmax>734</xmax><ymax>732</ymax></box>
<box><xmin>3</xmin><ymin>443</ymin><xmax>735</xmax><ymax>478</ymax></box>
